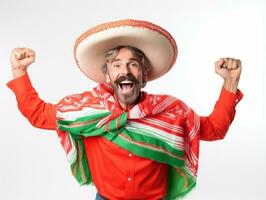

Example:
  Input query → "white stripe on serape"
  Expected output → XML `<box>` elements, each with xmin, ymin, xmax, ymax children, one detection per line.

<box><xmin>126</xmin><ymin>121</ymin><xmax>184</xmax><ymax>150</ymax></box>
<box><xmin>141</xmin><ymin>117</ymin><xmax>184</xmax><ymax>134</ymax></box>
<box><xmin>128</xmin><ymin>105</ymin><xmax>142</xmax><ymax>119</ymax></box>
<box><xmin>187</xmin><ymin>112</ymin><xmax>200</xmax><ymax>142</ymax></box>
<box><xmin>65</xmin><ymin>133</ymin><xmax>77</xmax><ymax>164</ymax></box>
<box><xmin>184</xmin><ymin>165</ymin><xmax>197</xmax><ymax>179</ymax></box>
<box><xmin>185</xmin><ymin>144</ymin><xmax>198</xmax><ymax>166</ymax></box>
<box><xmin>57</xmin><ymin>107</ymin><xmax>109</xmax><ymax>121</ymax></box>
<box><xmin>153</xmin><ymin>96</ymin><xmax>176</xmax><ymax>115</ymax></box>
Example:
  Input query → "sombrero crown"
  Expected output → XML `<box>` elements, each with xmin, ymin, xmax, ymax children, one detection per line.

<box><xmin>74</xmin><ymin>19</ymin><xmax>177</xmax><ymax>83</ymax></box>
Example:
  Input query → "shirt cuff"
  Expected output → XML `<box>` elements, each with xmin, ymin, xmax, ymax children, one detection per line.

<box><xmin>218</xmin><ymin>87</ymin><xmax>244</xmax><ymax>111</ymax></box>
<box><xmin>6</xmin><ymin>73</ymin><xmax>33</xmax><ymax>98</ymax></box>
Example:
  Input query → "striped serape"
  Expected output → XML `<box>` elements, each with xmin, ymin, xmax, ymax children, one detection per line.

<box><xmin>56</xmin><ymin>83</ymin><xmax>200</xmax><ymax>199</ymax></box>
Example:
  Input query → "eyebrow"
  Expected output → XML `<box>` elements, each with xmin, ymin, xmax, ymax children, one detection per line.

<box><xmin>111</xmin><ymin>58</ymin><xmax>139</xmax><ymax>63</ymax></box>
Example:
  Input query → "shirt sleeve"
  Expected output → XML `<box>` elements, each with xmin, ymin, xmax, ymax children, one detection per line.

<box><xmin>199</xmin><ymin>87</ymin><xmax>243</xmax><ymax>141</ymax></box>
<box><xmin>7</xmin><ymin>73</ymin><xmax>57</xmax><ymax>130</ymax></box>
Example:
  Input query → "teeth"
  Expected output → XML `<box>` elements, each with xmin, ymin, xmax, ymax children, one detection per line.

<box><xmin>120</xmin><ymin>80</ymin><xmax>132</xmax><ymax>84</ymax></box>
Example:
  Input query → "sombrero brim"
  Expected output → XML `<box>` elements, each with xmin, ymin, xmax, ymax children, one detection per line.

<box><xmin>74</xmin><ymin>19</ymin><xmax>178</xmax><ymax>83</ymax></box>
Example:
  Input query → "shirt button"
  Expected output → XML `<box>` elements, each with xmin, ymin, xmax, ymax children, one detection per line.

<box><xmin>128</xmin><ymin>177</ymin><xmax>132</xmax><ymax>181</ymax></box>
<box><xmin>129</xmin><ymin>153</ymin><xmax>132</xmax><ymax>157</ymax></box>
<box><xmin>235</xmin><ymin>99</ymin><xmax>239</xmax><ymax>103</ymax></box>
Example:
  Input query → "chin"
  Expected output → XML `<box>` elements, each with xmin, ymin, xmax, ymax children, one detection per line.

<box><xmin>119</xmin><ymin>97</ymin><xmax>137</xmax><ymax>106</ymax></box>
<box><xmin>118</xmin><ymin>93</ymin><xmax>139</xmax><ymax>106</ymax></box>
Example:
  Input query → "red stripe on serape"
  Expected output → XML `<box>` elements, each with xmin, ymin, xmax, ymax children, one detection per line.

<box><xmin>57</xmin><ymin>130</ymin><xmax>73</xmax><ymax>154</ymax></box>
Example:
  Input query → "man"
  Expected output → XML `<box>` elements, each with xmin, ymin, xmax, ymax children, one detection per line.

<box><xmin>8</xmin><ymin>19</ymin><xmax>242</xmax><ymax>200</ymax></box>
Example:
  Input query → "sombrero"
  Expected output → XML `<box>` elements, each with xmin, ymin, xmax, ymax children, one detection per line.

<box><xmin>74</xmin><ymin>19</ymin><xmax>177</xmax><ymax>83</ymax></box>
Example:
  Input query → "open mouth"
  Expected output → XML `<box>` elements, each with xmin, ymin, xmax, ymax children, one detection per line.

<box><xmin>118</xmin><ymin>80</ymin><xmax>134</xmax><ymax>93</ymax></box>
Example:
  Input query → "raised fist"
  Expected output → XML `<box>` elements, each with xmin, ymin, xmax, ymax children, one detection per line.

<box><xmin>10</xmin><ymin>48</ymin><xmax>35</xmax><ymax>70</ymax></box>
<box><xmin>215</xmin><ymin>57</ymin><xmax>242</xmax><ymax>80</ymax></box>
<box><xmin>215</xmin><ymin>57</ymin><xmax>242</xmax><ymax>93</ymax></box>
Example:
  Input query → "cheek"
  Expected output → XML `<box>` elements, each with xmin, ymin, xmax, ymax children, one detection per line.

<box><xmin>110</xmin><ymin>73</ymin><xmax>118</xmax><ymax>82</ymax></box>
<box><xmin>106</xmin><ymin>68</ymin><xmax>118</xmax><ymax>82</ymax></box>
<box><xmin>131</xmin><ymin>68</ymin><xmax>142</xmax><ymax>78</ymax></box>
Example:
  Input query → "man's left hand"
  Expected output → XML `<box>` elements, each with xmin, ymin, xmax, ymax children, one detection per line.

<box><xmin>215</xmin><ymin>58</ymin><xmax>242</xmax><ymax>93</ymax></box>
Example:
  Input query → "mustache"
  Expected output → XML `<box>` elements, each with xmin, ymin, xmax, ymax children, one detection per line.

<box><xmin>114</xmin><ymin>74</ymin><xmax>138</xmax><ymax>85</ymax></box>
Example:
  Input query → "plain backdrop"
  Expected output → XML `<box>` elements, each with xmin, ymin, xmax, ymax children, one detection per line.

<box><xmin>0</xmin><ymin>0</ymin><xmax>265</xmax><ymax>199</ymax></box>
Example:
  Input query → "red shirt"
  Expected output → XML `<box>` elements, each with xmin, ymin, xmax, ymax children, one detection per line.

<box><xmin>7</xmin><ymin>74</ymin><xmax>243</xmax><ymax>200</ymax></box>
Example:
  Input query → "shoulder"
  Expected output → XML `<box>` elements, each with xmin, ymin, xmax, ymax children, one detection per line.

<box><xmin>143</xmin><ymin>92</ymin><xmax>194</xmax><ymax>118</ymax></box>
<box><xmin>56</xmin><ymin>83</ymin><xmax>113</xmax><ymax>112</ymax></box>
<box><xmin>146</xmin><ymin>93</ymin><xmax>190</xmax><ymax>110</ymax></box>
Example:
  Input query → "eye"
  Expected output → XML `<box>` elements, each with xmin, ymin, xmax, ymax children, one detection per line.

<box><xmin>112</xmin><ymin>63</ymin><xmax>121</xmax><ymax>68</ymax></box>
<box><xmin>130</xmin><ymin>62</ymin><xmax>139</xmax><ymax>68</ymax></box>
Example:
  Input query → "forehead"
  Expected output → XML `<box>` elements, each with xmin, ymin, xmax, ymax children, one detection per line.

<box><xmin>107</xmin><ymin>47</ymin><xmax>140</xmax><ymax>63</ymax></box>
<box><xmin>115</xmin><ymin>48</ymin><xmax>137</xmax><ymax>59</ymax></box>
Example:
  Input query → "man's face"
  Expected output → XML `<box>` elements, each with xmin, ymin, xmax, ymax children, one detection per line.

<box><xmin>105</xmin><ymin>48</ymin><xmax>145</xmax><ymax>109</ymax></box>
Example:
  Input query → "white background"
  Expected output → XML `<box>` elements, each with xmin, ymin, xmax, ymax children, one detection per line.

<box><xmin>0</xmin><ymin>0</ymin><xmax>265</xmax><ymax>199</ymax></box>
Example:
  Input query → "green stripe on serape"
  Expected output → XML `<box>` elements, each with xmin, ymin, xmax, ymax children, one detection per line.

<box><xmin>166</xmin><ymin>167</ymin><xmax>196</xmax><ymax>199</ymax></box>
<box><xmin>103</xmin><ymin>131</ymin><xmax>184</xmax><ymax>167</ymax></box>
<box><xmin>124</xmin><ymin>127</ymin><xmax>184</xmax><ymax>157</ymax></box>
<box><xmin>106</xmin><ymin>112</ymin><xmax>127</xmax><ymax>130</ymax></box>
<box><xmin>126</xmin><ymin>125</ymin><xmax>180</xmax><ymax>149</ymax></box>
<box><xmin>70</xmin><ymin>138</ymin><xmax>91</xmax><ymax>185</ymax></box>
<box><xmin>59</xmin><ymin>122</ymin><xmax>106</xmax><ymax>137</ymax></box>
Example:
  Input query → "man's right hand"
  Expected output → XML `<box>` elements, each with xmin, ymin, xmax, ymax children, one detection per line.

<box><xmin>10</xmin><ymin>48</ymin><xmax>35</xmax><ymax>78</ymax></box>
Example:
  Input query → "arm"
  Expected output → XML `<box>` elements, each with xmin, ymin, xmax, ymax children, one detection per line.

<box><xmin>7</xmin><ymin>48</ymin><xmax>57</xmax><ymax>130</ymax></box>
<box><xmin>200</xmin><ymin>57</ymin><xmax>243</xmax><ymax>141</ymax></box>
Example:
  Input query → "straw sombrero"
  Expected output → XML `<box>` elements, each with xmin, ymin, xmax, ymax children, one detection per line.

<box><xmin>74</xmin><ymin>19</ymin><xmax>177</xmax><ymax>83</ymax></box>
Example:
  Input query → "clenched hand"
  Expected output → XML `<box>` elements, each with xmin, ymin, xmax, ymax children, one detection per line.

<box><xmin>10</xmin><ymin>48</ymin><xmax>35</xmax><ymax>78</ymax></box>
<box><xmin>215</xmin><ymin>57</ymin><xmax>242</xmax><ymax>93</ymax></box>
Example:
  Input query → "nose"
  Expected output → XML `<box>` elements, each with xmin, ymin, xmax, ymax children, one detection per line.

<box><xmin>120</xmin><ymin>64</ymin><xmax>130</xmax><ymax>74</ymax></box>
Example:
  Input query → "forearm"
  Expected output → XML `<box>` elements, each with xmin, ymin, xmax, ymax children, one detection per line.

<box><xmin>200</xmin><ymin>87</ymin><xmax>243</xmax><ymax>141</ymax></box>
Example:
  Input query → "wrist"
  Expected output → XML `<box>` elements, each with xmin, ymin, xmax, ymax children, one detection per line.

<box><xmin>12</xmin><ymin>68</ymin><xmax>27</xmax><ymax>78</ymax></box>
<box><xmin>223</xmin><ymin>78</ymin><xmax>239</xmax><ymax>94</ymax></box>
